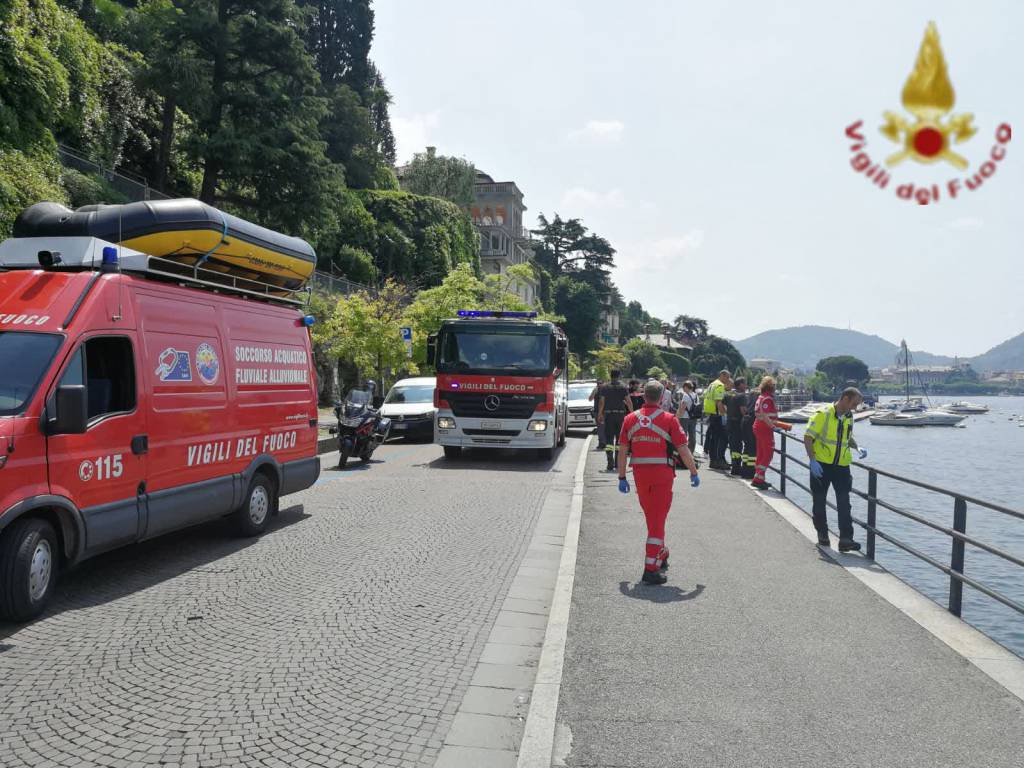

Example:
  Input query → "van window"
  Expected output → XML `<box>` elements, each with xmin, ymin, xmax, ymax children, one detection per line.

<box><xmin>60</xmin><ymin>337</ymin><xmax>136</xmax><ymax>422</ymax></box>
<box><xmin>0</xmin><ymin>332</ymin><xmax>62</xmax><ymax>415</ymax></box>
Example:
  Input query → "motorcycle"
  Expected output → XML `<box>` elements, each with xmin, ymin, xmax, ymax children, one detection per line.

<box><xmin>331</xmin><ymin>384</ymin><xmax>392</xmax><ymax>468</ymax></box>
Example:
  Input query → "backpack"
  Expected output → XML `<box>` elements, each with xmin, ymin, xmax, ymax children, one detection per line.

<box><xmin>686</xmin><ymin>391</ymin><xmax>702</xmax><ymax>419</ymax></box>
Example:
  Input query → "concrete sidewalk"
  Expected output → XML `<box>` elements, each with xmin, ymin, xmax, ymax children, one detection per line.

<box><xmin>555</xmin><ymin>450</ymin><xmax>1024</xmax><ymax>767</ymax></box>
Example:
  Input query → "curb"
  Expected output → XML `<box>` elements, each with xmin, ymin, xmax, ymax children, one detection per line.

<box><xmin>515</xmin><ymin>436</ymin><xmax>589</xmax><ymax>768</ymax></box>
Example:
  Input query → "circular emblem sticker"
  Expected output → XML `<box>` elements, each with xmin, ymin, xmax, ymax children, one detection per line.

<box><xmin>196</xmin><ymin>343</ymin><xmax>220</xmax><ymax>385</ymax></box>
<box><xmin>78</xmin><ymin>460</ymin><xmax>94</xmax><ymax>483</ymax></box>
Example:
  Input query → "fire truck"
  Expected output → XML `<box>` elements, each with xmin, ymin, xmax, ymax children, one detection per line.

<box><xmin>428</xmin><ymin>311</ymin><xmax>569</xmax><ymax>460</ymax></box>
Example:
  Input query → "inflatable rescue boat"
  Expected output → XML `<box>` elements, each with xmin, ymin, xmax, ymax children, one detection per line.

<box><xmin>13</xmin><ymin>199</ymin><xmax>316</xmax><ymax>290</ymax></box>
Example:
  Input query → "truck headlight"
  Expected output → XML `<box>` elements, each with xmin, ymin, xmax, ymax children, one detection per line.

<box><xmin>437</xmin><ymin>417</ymin><xmax>456</xmax><ymax>429</ymax></box>
<box><xmin>527</xmin><ymin>420</ymin><xmax>548</xmax><ymax>432</ymax></box>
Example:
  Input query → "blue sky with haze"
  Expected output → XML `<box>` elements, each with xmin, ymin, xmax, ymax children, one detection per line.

<box><xmin>373</xmin><ymin>1</ymin><xmax>1023</xmax><ymax>356</ymax></box>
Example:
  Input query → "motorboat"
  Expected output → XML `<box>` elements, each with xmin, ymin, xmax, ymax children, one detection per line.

<box><xmin>870</xmin><ymin>409</ymin><xmax>965</xmax><ymax>427</ymax></box>
<box><xmin>870</xmin><ymin>411</ymin><xmax>927</xmax><ymax>426</ymax></box>
<box><xmin>777</xmin><ymin>402</ymin><xmax>829</xmax><ymax>423</ymax></box>
<box><xmin>938</xmin><ymin>401</ymin><xmax>990</xmax><ymax>415</ymax></box>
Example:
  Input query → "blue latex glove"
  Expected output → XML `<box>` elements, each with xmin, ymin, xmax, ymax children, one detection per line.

<box><xmin>690</xmin><ymin>473</ymin><xmax>700</xmax><ymax>488</ymax></box>
<box><xmin>809</xmin><ymin>459</ymin><xmax>824</xmax><ymax>479</ymax></box>
<box><xmin>618</xmin><ymin>477</ymin><xmax>630</xmax><ymax>493</ymax></box>
<box><xmin>858</xmin><ymin>447</ymin><xmax>868</xmax><ymax>460</ymax></box>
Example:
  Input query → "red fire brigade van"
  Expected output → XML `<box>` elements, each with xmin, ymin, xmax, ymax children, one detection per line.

<box><xmin>0</xmin><ymin>229</ymin><xmax>320</xmax><ymax>621</ymax></box>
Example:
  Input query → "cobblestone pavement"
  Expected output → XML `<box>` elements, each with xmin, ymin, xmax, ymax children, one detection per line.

<box><xmin>0</xmin><ymin>437</ymin><xmax>585</xmax><ymax>768</ymax></box>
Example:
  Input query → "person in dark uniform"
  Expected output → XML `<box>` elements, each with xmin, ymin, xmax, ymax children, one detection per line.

<box><xmin>628</xmin><ymin>379</ymin><xmax>645</xmax><ymax>411</ymax></box>
<box><xmin>741</xmin><ymin>384</ymin><xmax>758</xmax><ymax>479</ymax></box>
<box><xmin>725</xmin><ymin>377</ymin><xmax>748</xmax><ymax>475</ymax></box>
<box><xmin>597</xmin><ymin>370</ymin><xmax>632</xmax><ymax>471</ymax></box>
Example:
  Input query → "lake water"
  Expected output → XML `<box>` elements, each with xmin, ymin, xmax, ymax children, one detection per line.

<box><xmin>769</xmin><ymin>396</ymin><xmax>1024</xmax><ymax>658</ymax></box>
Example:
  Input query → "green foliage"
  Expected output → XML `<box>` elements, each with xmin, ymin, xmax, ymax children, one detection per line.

<box><xmin>646</xmin><ymin>366</ymin><xmax>668</xmax><ymax>381</ymax></box>
<box><xmin>533</xmin><ymin>213</ymin><xmax>616</xmax><ymax>293</ymax></box>
<box><xmin>691</xmin><ymin>335</ymin><xmax>745</xmax><ymax>378</ymax></box>
<box><xmin>588</xmin><ymin>345</ymin><xmax>628</xmax><ymax>382</ymax></box>
<box><xmin>567</xmin><ymin>352</ymin><xmax>582</xmax><ymax>381</ymax></box>
<box><xmin>660</xmin><ymin>351</ymin><xmax>691</xmax><ymax>377</ymax></box>
<box><xmin>805</xmin><ymin>371</ymin><xmax>830</xmax><ymax>397</ymax></box>
<box><xmin>401</xmin><ymin>147</ymin><xmax>476</xmax><ymax>208</ymax></box>
<box><xmin>816</xmin><ymin>355</ymin><xmax>869</xmax><ymax>387</ymax></box>
<box><xmin>622</xmin><ymin>339</ymin><xmax>666</xmax><ymax>379</ymax></box>
<box><xmin>553</xmin><ymin>276</ymin><xmax>603</xmax><ymax>355</ymax></box>
<box><xmin>619</xmin><ymin>299</ymin><xmax>657</xmax><ymax>341</ymax></box>
<box><xmin>0</xmin><ymin>149</ymin><xmax>67</xmax><ymax>239</ymax></box>
<box><xmin>317</xmin><ymin>279</ymin><xmax>417</xmax><ymax>390</ymax></box>
<box><xmin>356</xmin><ymin>189</ymin><xmax>480</xmax><ymax>285</ymax></box>
<box><xmin>672</xmin><ymin>314</ymin><xmax>708</xmax><ymax>341</ymax></box>
<box><xmin>60</xmin><ymin>167</ymin><xmax>128</xmax><ymax>207</ymax></box>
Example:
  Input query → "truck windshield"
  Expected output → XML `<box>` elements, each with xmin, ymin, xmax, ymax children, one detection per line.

<box><xmin>438</xmin><ymin>330</ymin><xmax>552</xmax><ymax>376</ymax></box>
<box><xmin>0</xmin><ymin>332</ymin><xmax>62</xmax><ymax>415</ymax></box>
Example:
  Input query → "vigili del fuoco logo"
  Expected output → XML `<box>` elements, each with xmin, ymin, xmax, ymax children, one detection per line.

<box><xmin>845</xmin><ymin>21</ymin><xmax>1011</xmax><ymax>205</ymax></box>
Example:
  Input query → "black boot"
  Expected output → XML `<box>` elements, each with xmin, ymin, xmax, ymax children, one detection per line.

<box><xmin>838</xmin><ymin>539</ymin><xmax>862</xmax><ymax>553</ymax></box>
<box><xmin>659</xmin><ymin>551</ymin><xmax>670</xmax><ymax>572</ymax></box>
<box><xmin>641</xmin><ymin>569</ymin><xmax>667</xmax><ymax>585</ymax></box>
<box><xmin>605</xmin><ymin>451</ymin><xmax>615</xmax><ymax>471</ymax></box>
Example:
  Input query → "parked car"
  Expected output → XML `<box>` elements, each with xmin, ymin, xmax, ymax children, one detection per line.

<box><xmin>567</xmin><ymin>379</ymin><xmax>598</xmax><ymax>430</ymax></box>
<box><xmin>380</xmin><ymin>377</ymin><xmax>436</xmax><ymax>440</ymax></box>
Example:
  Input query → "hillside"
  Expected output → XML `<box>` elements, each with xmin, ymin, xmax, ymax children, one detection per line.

<box><xmin>733</xmin><ymin>326</ymin><xmax>956</xmax><ymax>370</ymax></box>
<box><xmin>972</xmin><ymin>331</ymin><xmax>1024</xmax><ymax>371</ymax></box>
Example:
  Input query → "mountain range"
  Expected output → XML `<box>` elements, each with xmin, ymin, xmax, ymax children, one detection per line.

<box><xmin>733</xmin><ymin>326</ymin><xmax>1024</xmax><ymax>372</ymax></box>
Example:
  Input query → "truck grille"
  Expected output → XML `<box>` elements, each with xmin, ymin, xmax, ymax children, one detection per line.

<box><xmin>446</xmin><ymin>391</ymin><xmax>545</xmax><ymax>419</ymax></box>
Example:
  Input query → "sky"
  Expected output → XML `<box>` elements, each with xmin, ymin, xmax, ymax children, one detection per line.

<box><xmin>371</xmin><ymin>0</ymin><xmax>1024</xmax><ymax>357</ymax></box>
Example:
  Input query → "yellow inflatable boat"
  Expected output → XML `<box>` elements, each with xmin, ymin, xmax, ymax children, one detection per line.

<box><xmin>13</xmin><ymin>199</ymin><xmax>316</xmax><ymax>290</ymax></box>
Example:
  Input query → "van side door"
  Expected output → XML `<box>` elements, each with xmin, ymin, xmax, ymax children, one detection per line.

<box><xmin>46</xmin><ymin>334</ymin><xmax>148</xmax><ymax>556</ymax></box>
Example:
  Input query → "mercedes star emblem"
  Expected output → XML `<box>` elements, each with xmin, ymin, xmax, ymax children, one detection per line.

<box><xmin>484</xmin><ymin>394</ymin><xmax>501</xmax><ymax>411</ymax></box>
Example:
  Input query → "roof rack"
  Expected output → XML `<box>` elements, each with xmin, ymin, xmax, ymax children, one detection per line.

<box><xmin>0</xmin><ymin>236</ymin><xmax>307</xmax><ymax>307</ymax></box>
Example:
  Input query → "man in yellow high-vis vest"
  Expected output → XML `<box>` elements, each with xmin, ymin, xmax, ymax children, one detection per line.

<box><xmin>804</xmin><ymin>387</ymin><xmax>868</xmax><ymax>551</ymax></box>
<box><xmin>702</xmin><ymin>369</ymin><xmax>731</xmax><ymax>470</ymax></box>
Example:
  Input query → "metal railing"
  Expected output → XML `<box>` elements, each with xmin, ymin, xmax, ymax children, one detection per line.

<box><xmin>695</xmin><ymin>417</ymin><xmax>1024</xmax><ymax>619</ymax></box>
<box><xmin>310</xmin><ymin>271</ymin><xmax>366</xmax><ymax>297</ymax></box>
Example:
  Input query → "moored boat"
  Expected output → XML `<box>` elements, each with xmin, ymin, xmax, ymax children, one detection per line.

<box><xmin>938</xmin><ymin>401</ymin><xmax>990</xmax><ymax>415</ymax></box>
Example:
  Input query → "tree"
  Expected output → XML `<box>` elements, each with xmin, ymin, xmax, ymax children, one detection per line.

<box><xmin>319</xmin><ymin>279</ymin><xmax>416</xmax><ymax>391</ymax></box>
<box><xmin>672</xmin><ymin>314</ymin><xmax>708</xmax><ymax>341</ymax></box>
<box><xmin>589</xmin><ymin>345</ymin><xmax>628</xmax><ymax>382</ymax></box>
<box><xmin>622</xmin><ymin>339</ymin><xmax>665</xmax><ymax>379</ymax></box>
<box><xmin>553</xmin><ymin>276</ymin><xmax>603</xmax><ymax>355</ymax></box>
<box><xmin>646</xmin><ymin>366</ymin><xmax>668</xmax><ymax>381</ymax></box>
<box><xmin>805</xmin><ymin>371</ymin><xmax>830</xmax><ymax>398</ymax></box>
<box><xmin>532</xmin><ymin>213</ymin><xmax>616</xmax><ymax>292</ymax></box>
<box><xmin>401</xmin><ymin>147</ymin><xmax>476</xmax><ymax>208</ymax></box>
<box><xmin>816</xmin><ymin>355</ymin><xmax>869</xmax><ymax>387</ymax></box>
<box><xmin>169</xmin><ymin>0</ymin><xmax>337</xmax><ymax>232</ymax></box>
<box><xmin>691</xmin><ymin>335</ymin><xmax>745</xmax><ymax>374</ymax></box>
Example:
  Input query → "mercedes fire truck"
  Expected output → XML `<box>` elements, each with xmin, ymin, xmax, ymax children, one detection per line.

<box><xmin>428</xmin><ymin>311</ymin><xmax>569</xmax><ymax>459</ymax></box>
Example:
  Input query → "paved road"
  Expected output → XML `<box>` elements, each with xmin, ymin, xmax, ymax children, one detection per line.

<box><xmin>556</xmin><ymin>451</ymin><xmax>1024</xmax><ymax>768</ymax></box>
<box><xmin>0</xmin><ymin>436</ymin><xmax>587</xmax><ymax>768</ymax></box>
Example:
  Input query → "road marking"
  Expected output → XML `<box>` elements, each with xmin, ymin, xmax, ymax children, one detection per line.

<box><xmin>515</xmin><ymin>435</ymin><xmax>589</xmax><ymax>768</ymax></box>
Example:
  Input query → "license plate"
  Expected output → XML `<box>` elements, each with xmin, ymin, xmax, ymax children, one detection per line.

<box><xmin>481</xmin><ymin>421</ymin><xmax>502</xmax><ymax>430</ymax></box>
<box><xmin>392</xmin><ymin>422</ymin><xmax>406</xmax><ymax>430</ymax></box>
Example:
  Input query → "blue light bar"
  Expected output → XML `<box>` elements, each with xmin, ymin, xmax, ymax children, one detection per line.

<box><xmin>456</xmin><ymin>310</ymin><xmax>539</xmax><ymax>318</ymax></box>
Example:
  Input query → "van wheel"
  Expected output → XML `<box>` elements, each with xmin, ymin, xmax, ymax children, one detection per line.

<box><xmin>234</xmin><ymin>472</ymin><xmax>277</xmax><ymax>537</ymax></box>
<box><xmin>557</xmin><ymin>416</ymin><xmax>567</xmax><ymax>447</ymax></box>
<box><xmin>443</xmin><ymin>446</ymin><xmax>462</xmax><ymax>459</ymax></box>
<box><xmin>0</xmin><ymin>518</ymin><xmax>59</xmax><ymax>622</ymax></box>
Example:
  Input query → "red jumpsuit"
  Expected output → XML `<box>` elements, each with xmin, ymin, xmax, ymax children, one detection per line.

<box><xmin>619</xmin><ymin>405</ymin><xmax>687</xmax><ymax>573</ymax></box>
<box><xmin>752</xmin><ymin>393</ymin><xmax>777</xmax><ymax>484</ymax></box>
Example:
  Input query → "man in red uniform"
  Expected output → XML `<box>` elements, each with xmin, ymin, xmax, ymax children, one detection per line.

<box><xmin>751</xmin><ymin>375</ymin><xmax>792</xmax><ymax>489</ymax></box>
<box><xmin>618</xmin><ymin>380</ymin><xmax>700</xmax><ymax>585</ymax></box>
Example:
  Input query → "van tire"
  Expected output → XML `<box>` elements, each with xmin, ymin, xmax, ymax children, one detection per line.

<box><xmin>443</xmin><ymin>446</ymin><xmax>462</xmax><ymax>459</ymax></box>
<box><xmin>234</xmin><ymin>472</ymin><xmax>277</xmax><ymax>537</ymax></box>
<box><xmin>0</xmin><ymin>517</ymin><xmax>59</xmax><ymax>622</ymax></box>
<box><xmin>557</xmin><ymin>416</ymin><xmax>567</xmax><ymax>447</ymax></box>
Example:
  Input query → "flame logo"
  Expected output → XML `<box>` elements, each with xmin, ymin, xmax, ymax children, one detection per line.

<box><xmin>880</xmin><ymin>22</ymin><xmax>976</xmax><ymax>169</ymax></box>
